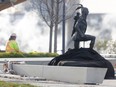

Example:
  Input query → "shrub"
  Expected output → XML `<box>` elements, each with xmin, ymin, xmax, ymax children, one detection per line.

<box><xmin>0</xmin><ymin>52</ymin><xmax>59</xmax><ymax>58</ymax></box>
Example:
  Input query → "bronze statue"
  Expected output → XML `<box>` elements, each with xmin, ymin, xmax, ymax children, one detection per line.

<box><xmin>48</xmin><ymin>4</ymin><xmax>115</xmax><ymax>79</ymax></box>
<box><xmin>71</xmin><ymin>4</ymin><xmax>96</xmax><ymax>49</ymax></box>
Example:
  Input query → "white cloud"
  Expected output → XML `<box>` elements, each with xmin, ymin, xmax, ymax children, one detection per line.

<box><xmin>81</xmin><ymin>0</ymin><xmax>116</xmax><ymax>13</ymax></box>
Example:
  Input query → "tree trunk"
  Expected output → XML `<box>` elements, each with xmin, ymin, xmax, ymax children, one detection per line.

<box><xmin>49</xmin><ymin>23</ymin><xmax>53</xmax><ymax>53</ymax></box>
<box><xmin>49</xmin><ymin>0</ymin><xmax>54</xmax><ymax>53</ymax></box>
<box><xmin>54</xmin><ymin>0</ymin><xmax>59</xmax><ymax>53</ymax></box>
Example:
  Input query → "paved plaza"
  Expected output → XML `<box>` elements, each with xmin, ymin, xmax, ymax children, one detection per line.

<box><xmin>0</xmin><ymin>74</ymin><xmax>116</xmax><ymax>87</ymax></box>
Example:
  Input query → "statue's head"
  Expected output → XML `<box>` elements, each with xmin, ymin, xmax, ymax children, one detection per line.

<box><xmin>76</xmin><ymin>4</ymin><xmax>89</xmax><ymax>17</ymax></box>
<box><xmin>82</xmin><ymin>7</ymin><xmax>89</xmax><ymax>16</ymax></box>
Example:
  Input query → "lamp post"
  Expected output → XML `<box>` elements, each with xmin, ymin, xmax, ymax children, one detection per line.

<box><xmin>62</xmin><ymin>0</ymin><xmax>65</xmax><ymax>54</ymax></box>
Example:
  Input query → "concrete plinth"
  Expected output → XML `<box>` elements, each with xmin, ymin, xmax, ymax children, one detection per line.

<box><xmin>13</xmin><ymin>64</ymin><xmax>107</xmax><ymax>84</ymax></box>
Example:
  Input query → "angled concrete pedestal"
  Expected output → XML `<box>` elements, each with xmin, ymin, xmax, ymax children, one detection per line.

<box><xmin>13</xmin><ymin>64</ymin><xmax>107</xmax><ymax>84</ymax></box>
<box><xmin>43</xmin><ymin>66</ymin><xmax>107</xmax><ymax>84</ymax></box>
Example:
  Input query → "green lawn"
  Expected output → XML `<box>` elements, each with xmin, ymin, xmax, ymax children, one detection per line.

<box><xmin>0</xmin><ymin>81</ymin><xmax>38</xmax><ymax>87</ymax></box>
<box><xmin>0</xmin><ymin>52</ymin><xmax>59</xmax><ymax>58</ymax></box>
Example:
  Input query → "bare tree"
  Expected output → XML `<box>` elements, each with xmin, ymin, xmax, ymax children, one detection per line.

<box><xmin>54</xmin><ymin>0</ymin><xmax>61</xmax><ymax>53</ymax></box>
<box><xmin>28</xmin><ymin>0</ymin><xmax>78</xmax><ymax>53</ymax></box>
<box><xmin>28</xmin><ymin>0</ymin><xmax>55</xmax><ymax>53</ymax></box>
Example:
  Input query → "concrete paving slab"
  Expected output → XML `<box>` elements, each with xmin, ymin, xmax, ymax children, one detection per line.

<box><xmin>101</xmin><ymin>80</ymin><xmax>116</xmax><ymax>87</ymax></box>
<box><xmin>0</xmin><ymin>74</ymin><xmax>116</xmax><ymax>87</ymax></box>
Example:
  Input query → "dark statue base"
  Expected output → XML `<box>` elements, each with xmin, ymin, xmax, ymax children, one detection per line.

<box><xmin>48</xmin><ymin>48</ymin><xmax>115</xmax><ymax>79</ymax></box>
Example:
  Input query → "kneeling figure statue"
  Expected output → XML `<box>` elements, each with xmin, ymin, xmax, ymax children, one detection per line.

<box><xmin>71</xmin><ymin>4</ymin><xmax>96</xmax><ymax>49</ymax></box>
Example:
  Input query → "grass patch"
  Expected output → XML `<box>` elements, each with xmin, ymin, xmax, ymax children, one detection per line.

<box><xmin>0</xmin><ymin>52</ymin><xmax>59</xmax><ymax>58</ymax></box>
<box><xmin>0</xmin><ymin>81</ymin><xmax>37</xmax><ymax>87</ymax></box>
